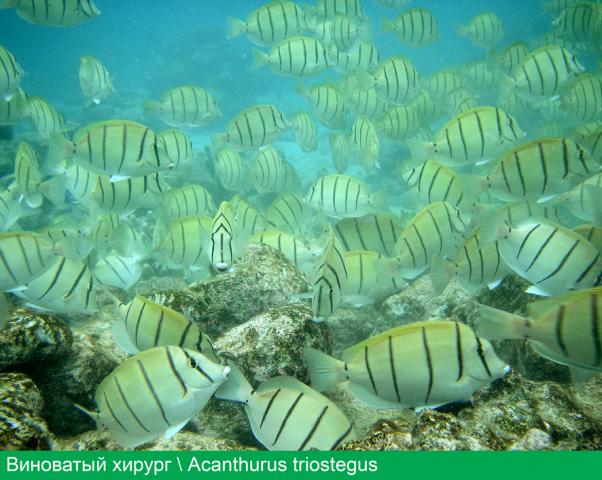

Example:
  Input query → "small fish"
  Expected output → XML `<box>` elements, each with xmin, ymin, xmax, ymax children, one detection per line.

<box><xmin>408</xmin><ymin>90</ymin><xmax>440</xmax><ymax>123</ymax></box>
<box><xmin>377</xmin><ymin>105</ymin><xmax>418</xmax><ymax>142</ymax></box>
<box><xmin>561</xmin><ymin>74</ymin><xmax>602</xmax><ymax>122</ymax></box>
<box><xmin>250</xmin><ymin>229</ymin><xmax>317</xmax><ymax>273</ymax></box>
<box><xmin>92</xmin><ymin>253</ymin><xmax>142</xmax><ymax>291</ymax></box>
<box><xmin>0</xmin><ymin>0</ymin><xmax>100</xmax><ymax>27</ymax></box>
<box><xmin>0</xmin><ymin>45</ymin><xmax>23</xmax><ymax>101</ymax></box>
<box><xmin>210</xmin><ymin>201</ymin><xmax>236</xmax><ymax>272</ymax></box>
<box><xmin>41</xmin><ymin>224</ymin><xmax>94</xmax><ymax>261</ymax></box>
<box><xmin>265</xmin><ymin>193</ymin><xmax>308</xmax><ymax>236</ymax></box>
<box><xmin>494</xmin><ymin>220</ymin><xmax>602</xmax><ymax>296</ymax></box>
<box><xmin>0</xmin><ymin>188</ymin><xmax>22</xmax><ymax>232</ymax></box>
<box><xmin>0</xmin><ymin>88</ymin><xmax>28</xmax><ymax>125</ymax></box>
<box><xmin>213</xmin><ymin>104</ymin><xmax>289</xmax><ymax>151</ymax></box>
<box><xmin>426</xmin><ymin>69</ymin><xmax>464</xmax><ymax>102</ymax></box>
<box><xmin>553</xmin><ymin>2</ymin><xmax>602</xmax><ymax>43</ymax></box>
<box><xmin>312</xmin><ymin>231</ymin><xmax>348</xmax><ymax>322</ymax></box>
<box><xmin>329</xmin><ymin>40</ymin><xmax>380</xmax><ymax>73</ymax></box>
<box><xmin>249</xmin><ymin>146</ymin><xmax>299</xmax><ymax>194</ymax></box>
<box><xmin>304</xmin><ymin>320</ymin><xmax>509</xmax><ymax>409</ymax></box>
<box><xmin>363</xmin><ymin>54</ymin><xmax>420</xmax><ymax>104</ymax></box>
<box><xmin>329</xmin><ymin>132</ymin><xmax>349</xmax><ymax>174</ymax></box>
<box><xmin>550</xmin><ymin>172</ymin><xmax>602</xmax><ymax>225</ymax></box>
<box><xmin>161</xmin><ymin>184</ymin><xmax>215</xmax><ymax>219</ymax></box>
<box><xmin>144</xmin><ymin>85</ymin><xmax>221</xmax><ymax>128</ymax></box>
<box><xmin>62</xmin><ymin>162</ymin><xmax>98</xmax><ymax>201</ymax></box>
<box><xmin>76</xmin><ymin>346</ymin><xmax>229</xmax><ymax>448</ymax></box>
<box><xmin>91</xmin><ymin>172</ymin><xmax>169</xmax><ymax>214</ymax></box>
<box><xmin>477</xmin><ymin>287</ymin><xmax>602</xmax><ymax>383</ymax></box>
<box><xmin>308</xmin><ymin>0</ymin><xmax>366</xmax><ymax>21</ymax></box>
<box><xmin>456</xmin><ymin>12</ymin><xmax>504</xmax><ymax>47</ymax></box>
<box><xmin>155</xmin><ymin>216</ymin><xmax>211</xmax><ymax>271</ymax></box>
<box><xmin>305</xmin><ymin>174</ymin><xmax>385</xmax><ymax>218</ymax></box>
<box><xmin>231</xmin><ymin>194</ymin><xmax>267</xmax><ymax>248</ymax></box>
<box><xmin>216</xmin><ymin>364</ymin><xmax>356</xmax><ymax>451</ymax></box>
<box><xmin>0</xmin><ymin>231</ymin><xmax>56</xmax><ymax>291</ymax></box>
<box><xmin>14</xmin><ymin>142</ymin><xmax>44</xmax><ymax>208</ymax></box>
<box><xmin>79</xmin><ymin>55</ymin><xmax>114</xmax><ymax>105</ymax></box>
<box><xmin>346</xmin><ymin>87</ymin><xmax>388</xmax><ymax>120</ymax></box>
<box><xmin>461</xmin><ymin>60</ymin><xmax>495</xmax><ymax>92</ymax></box>
<box><xmin>111</xmin><ymin>295</ymin><xmax>216</xmax><ymax>360</ymax></box>
<box><xmin>297</xmin><ymin>83</ymin><xmax>347</xmax><ymax>128</ymax></box>
<box><xmin>227</xmin><ymin>0</ymin><xmax>308</xmax><ymax>46</ymax></box>
<box><xmin>334</xmin><ymin>213</ymin><xmax>402</xmax><ymax>256</ymax></box>
<box><xmin>214</xmin><ymin>148</ymin><xmax>248</xmax><ymax>192</ymax></box>
<box><xmin>253</xmin><ymin>36</ymin><xmax>330</xmax><ymax>77</ymax></box>
<box><xmin>575</xmin><ymin>224</ymin><xmax>602</xmax><ymax>253</ymax></box>
<box><xmin>498</xmin><ymin>41</ymin><xmax>529</xmax><ymax>76</ymax></box>
<box><xmin>349</xmin><ymin>115</ymin><xmax>379</xmax><ymax>173</ymax></box>
<box><xmin>158</xmin><ymin>129</ymin><xmax>193</xmax><ymax>172</ymax></box>
<box><xmin>381</xmin><ymin>8</ymin><xmax>438</xmax><ymax>48</ymax></box>
<box><xmin>27</xmin><ymin>96</ymin><xmax>67</xmax><ymax>140</ymax></box>
<box><xmin>291</xmin><ymin>111</ymin><xmax>318</xmax><ymax>152</ymax></box>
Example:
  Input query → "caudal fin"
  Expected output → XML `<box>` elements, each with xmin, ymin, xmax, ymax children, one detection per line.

<box><xmin>455</xmin><ymin>23</ymin><xmax>469</xmax><ymax>37</ymax></box>
<box><xmin>142</xmin><ymin>100</ymin><xmax>160</xmax><ymax>118</ymax></box>
<box><xmin>381</xmin><ymin>16</ymin><xmax>395</xmax><ymax>33</ymax></box>
<box><xmin>303</xmin><ymin>346</ymin><xmax>346</xmax><ymax>392</ymax></box>
<box><xmin>476</xmin><ymin>304</ymin><xmax>529</xmax><ymax>341</ymax></box>
<box><xmin>252</xmin><ymin>48</ymin><xmax>269</xmax><ymax>70</ymax></box>
<box><xmin>226</xmin><ymin>16</ymin><xmax>247</xmax><ymax>39</ymax></box>
<box><xmin>214</xmin><ymin>362</ymin><xmax>253</xmax><ymax>403</ymax></box>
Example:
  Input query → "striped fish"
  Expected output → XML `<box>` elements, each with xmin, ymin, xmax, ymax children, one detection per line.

<box><xmin>512</xmin><ymin>45</ymin><xmax>583</xmax><ymax>99</ymax></box>
<box><xmin>213</xmin><ymin>104</ymin><xmax>289</xmax><ymax>151</ymax></box>
<box><xmin>581</xmin><ymin>126</ymin><xmax>601</xmax><ymax>166</ymax></box>
<box><xmin>92</xmin><ymin>212</ymin><xmax>123</xmax><ymax>255</ymax></box>
<box><xmin>16</xmin><ymin>255</ymin><xmax>96</xmax><ymax>315</ymax></box>
<box><xmin>0</xmin><ymin>188</ymin><xmax>21</xmax><ymax>232</ymax></box>
<box><xmin>456</xmin><ymin>12</ymin><xmax>504</xmax><ymax>47</ymax></box>
<box><xmin>343</xmin><ymin>250</ymin><xmax>405</xmax><ymax>305</ymax></box>
<box><xmin>40</xmin><ymin>224</ymin><xmax>93</xmax><ymax>262</ymax></box>
<box><xmin>562</xmin><ymin>74</ymin><xmax>602</xmax><ymax>122</ymax></box>
<box><xmin>401</xmin><ymin>159</ymin><xmax>477</xmax><ymax>212</ymax></box>
<box><xmin>329</xmin><ymin>132</ymin><xmax>349</xmax><ymax>174</ymax></box>
<box><xmin>487</xmin><ymin>137</ymin><xmax>598</xmax><ymax>202</ymax></box>
<box><xmin>334</xmin><ymin>213</ymin><xmax>402</xmax><ymax>256</ymax></box>
<box><xmin>304</xmin><ymin>320</ymin><xmax>509</xmax><ymax>409</ymax></box>
<box><xmin>480</xmin><ymin>200</ymin><xmax>565</xmax><ymax>230</ymax></box>
<box><xmin>210</xmin><ymin>201</ymin><xmax>236</xmax><ymax>272</ymax></box>
<box><xmin>426</xmin><ymin>69</ymin><xmax>463</xmax><ymax>101</ymax></box>
<box><xmin>0</xmin><ymin>88</ymin><xmax>28</xmax><ymax>125</ymax></box>
<box><xmin>144</xmin><ymin>85</ymin><xmax>221</xmax><ymax>128</ymax></box>
<box><xmin>0</xmin><ymin>45</ymin><xmax>23</xmax><ymax>101</ymax></box>
<box><xmin>158</xmin><ymin>129</ymin><xmax>193</xmax><ymax>172</ymax></box>
<box><xmin>478</xmin><ymin>287</ymin><xmax>602</xmax><ymax>383</ymax></box>
<box><xmin>346</xmin><ymin>87</ymin><xmax>387</xmax><ymax>120</ymax></box>
<box><xmin>92</xmin><ymin>253</ymin><xmax>142</xmax><ymax>291</ymax></box>
<box><xmin>226</xmin><ymin>0</ymin><xmax>308</xmax><ymax>46</ymax></box>
<box><xmin>79</xmin><ymin>55</ymin><xmax>114</xmax><ymax>105</ymax></box>
<box><xmin>542</xmin><ymin>0</ymin><xmax>582</xmax><ymax>14</ymax></box>
<box><xmin>330</xmin><ymin>13</ymin><xmax>364</xmax><ymax>50</ymax></box>
<box><xmin>15</xmin><ymin>142</ymin><xmax>43</xmax><ymax>208</ymax></box>
<box><xmin>462</xmin><ymin>60</ymin><xmax>496</xmax><ymax>91</ymax></box>
<box><xmin>91</xmin><ymin>172</ymin><xmax>169</xmax><ymax>213</ymax></box>
<box><xmin>575</xmin><ymin>224</ymin><xmax>602</xmax><ymax>253</ymax></box>
<box><xmin>1</xmin><ymin>0</ymin><xmax>100</xmax><ymax>27</ymax></box>
<box><xmin>155</xmin><ymin>216</ymin><xmax>211</xmax><ymax>271</ymax></box>
<box><xmin>27</xmin><ymin>96</ymin><xmax>66</xmax><ymax>140</ymax></box>
<box><xmin>253</xmin><ymin>36</ymin><xmax>330</xmax><ymax>77</ymax></box>
<box><xmin>311</xmin><ymin>0</ymin><xmax>366</xmax><ymax>20</ymax></box>
<box><xmin>330</xmin><ymin>40</ymin><xmax>379</xmax><ymax>73</ymax></box>
<box><xmin>416</xmin><ymin>106</ymin><xmax>525</xmax><ymax>165</ymax></box>
<box><xmin>249</xmin><ymin>145</ymin><xmax>297</xmax><ymax>194</ymax></box>
<box><xmin>381</xmin><ymin>8</ymin><xmax>438</xmax><ymax>48</ymax></box>
<box><xmin>291</xmin><ymin>111</ymin><xmax>317</xmax><ymax>152</ymax></box>
<box><xmin>349</xmin><ymin>115</ymin><xmax>379</xmax><ymax>173</ymax></box>
<box><xmin>266</xmin><ymin>193</ymin><xmax>308</xmax><ymax>236</ymax></box>
<box><xmin>395</xmin><ymin>201</ymin><xmax>468</xmax><ymax>279</ymax></box>
<box><xmin>161</xmin><ymin>184</ymin><xmax>215</xmax><ymax>219</ymax></box>
<box><xmin>297</xmin><ymin>83</ymin><xmax>347</xmax><ymax>128</ymax></box>
<box><xmin>214</xmin><ymin>148</ymin><xmax>247</xmax><ymax>192</ymax></box>
<box><xmin>0</xmin><ymin>231</ymin><xmax>56</xmax><ymax>291</ymax></box>
<box><xmin>231</xmin><ymin>194</ymin><xmax>267</xmax><ymax>245</ymax></box>
<box><xmin>377</xmin><ymin>105</ymin><xmax>418</xmax><ymax>141</ymax></box>
<box><xmin>250</xmin><ymin>229</ymin><xmax>317</xmax><ymax>273</ymax></box>
<box><xmin>77</xmin><ymin>346</ymin><xmax>229</xmax><ymax>448</ymax></box>
<box><xmin>408</xmin><ymin>90</ymin><xmax>440</xmax><ymax>123</ymax></box>
<box><xmin>554</xmin><ymin>172</ymin><xmax>602</xmax><ymax>225</ymax></box>
<box><xmin>499</xmin><ymin>41</ymin><xmax>529</xmax><ymax>76</ymax></box>
<box><xmin>216</xmin><ymin>365</ymin><xmax>356</xmax><ymax>451</ymax></box>
<box><xmin>553</xmin><ymin>2</ymin><xmax>602</xmax><ymax>43</ymax></box>
<box><xmin>58</xmin><ymin>120</ymin><xmax>167</xmax><ymax>180</ymax></box>
<box><xmin>64</xmin><ymin>163</ymin><xmax>98</xmax><ymax>201</ymax></box>
<box><xmin>312</xmin><ymin>232</ymin><xmax>348</xmax><ymax>322</ymax></box>
<box><xmin>369</xmin><ymin>54</ymin><xmax>420</xmax><ymax>104</ymax></box>
<box><xmin>112</xmin><ymin>295</ymin><xmax>216</xmax><ymax>360</ymax></box>
<box><xmin>305</xmin><ymin>174</ymin><xmax>383</xmax><ymax>218</ymax></box>
<box><xmin>497</xmin><ymin>220</ymin><xmax>602</xmax><ymax>296</ymax></box>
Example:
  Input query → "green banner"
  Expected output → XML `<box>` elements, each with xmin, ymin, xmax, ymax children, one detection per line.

<box><xmin>0</xmin><ymin>451</ymin><xmax>600</xmax><ymax>480</ymax></box>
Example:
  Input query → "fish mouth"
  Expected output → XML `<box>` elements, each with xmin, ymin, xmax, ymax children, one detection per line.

<box><xmin>214</xmin><ymin>262</ymin><xmax>230</xmax><ymax>271</ymax></box>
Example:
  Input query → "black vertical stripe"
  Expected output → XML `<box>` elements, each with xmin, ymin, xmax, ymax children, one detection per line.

<box><xmin>298</xmin><ymin>406</ymin><xmax>329</xmax><ymax>450</ymax></box>
<box><xmin>555</xmin><ymin>305</ymin><xmax>568</xmax><ymax>356</ymax></box>
<box><xmin>166</xmin><ymin>348</ymin><xmax>188</xmax><ymax>396</ymax></box>
<box><xmin>591</xmin><ymin>294</ymin><xmax>601</xmax><ymax>367</ymax></box>
<box><xmin>114</xmin><ymin>376</ymin><xmax>151</xmax><ymax>432</ymax></box>
<box><xmin>330</xmin><ymin>423</ymin><xmax>354</xmax><ymax>450</ymax></box>
<box><xmin>475</xmin><ymin>335</ymin><xmax>492</xmax><ymax>377</ymax></box>
<box><xmin>137</xmin><ymin>360</ymin><xmax>171</xmax><ymax>426</ymax></box>
<box><xmin>455</xmin><ymin>322</ymin><xmax>464</xmax><ymax>381</ymax></box>
<box><xmin>272</xmin><ymin>392</ymin><xmax>303</xmax><ymax>446</ymax></box>
<box><xmin>103</xmin><ymin>391</ymin><xmax>128</xmax><ymax>433</ymax></box>
<box><xmin>422</xmin><ymin>327</ymin><xmax>434</xmax><ymax>404</ymax></box>
<box><xmin>388</xmin><ymin>336</ymin><xmax>401</xmax><ymax>402</ymax></box>
<box><xmin>364</xmin><ymin>346</ymin><xmax>378</xmax><ymax>395</ymax></box>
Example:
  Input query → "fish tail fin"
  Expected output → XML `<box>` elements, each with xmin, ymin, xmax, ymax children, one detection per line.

<box><xmin>407</xmin><ymin>137</ymin><xmax>435</xmax><ymax>164</ymax></box>
<box><xmin>226</xmin><ymin>16</ymin><xmax>247</xmax><ymax>39</ymax></box>
<box><xmin>211</xmin><ymin>132</ymin><xmax>228</xmax><ymax>151</ymax></box>
<box><xmin>214</xmin><ymin>362</ymin><xmax>253</xmax><ymax>403</ymax></box>
<box><xmin>251</xmin><ymin>48</ymin><xmax>269</xmax><ymax>70</ymax></box>
<box><xmin>303</xmin><ymin>346</ymin><xmax>345</xmax><ymax>392</ymax></box>
<box><xmin>368</xmin><ymin>188</ymin><xmax>388</xmax><ymax>213</ymax></box>
<box><xmin>455</xmin><ymin>23</ymin><xmax>468</xmax><ymax>37</ymax></box>
<box><xmin>301</xmin><ymin>3</ymin><xmax>317</xmax><ymax>30</ymax></box>
<box><xmin>142</xmin><ymin>100</ymin><xmax>160</xmax><ymax>118</ymax></box>
<box><xmin>479</xmin><ymin>219</ymin><xmax>509</xmax><ymax>246</ymax></box>
<box><xmin>295</xmin><ymin>82</ymin><xmax>309</xmax><ymax>98</ymax></box>
<box><xmin>430</xmin><ymin>256</ymin><xmax>454</xmax><ymax>294</ymax></box>
<box><xmin>74</xmin><ymin>403</ymin><xmax>100</xmax><ymax>427</ymax></box>
<box><xmin>38</xmin><ymin>175</ymin><xmax>66</xmax><ymax>209</ymax></box>
<box><xmin>354</xmin><ymin>69</ymin><xmax>376</xmax><ymax>91</ymax></box>
<box><xmin>381</xmin><ymin>16</ymin><xmax>395</xmax><ymax>33</ymax></box>
<box><xmin>477</xmin><ymin>304</ymin><xmax>529</xmax><ymax>340</ymax></box>
<box><xmin>47</xmin><ymin>132</ymin><xmax>75</xmax><ymax>165</ymax></box>
<box><xmin>0</xmin><ymin>0</ymin><xmax>17</xmax><ymax>9</ymax></box>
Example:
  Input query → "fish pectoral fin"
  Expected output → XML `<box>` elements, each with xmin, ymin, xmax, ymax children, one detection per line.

<box><xmin>346</xmin><ymin>383</ymin><xmax>407</xmax><ymax>410</ymax></box>
<box><xmin>111</xmin><ymin>320</ymin><xmax>140</xmax><ymax>355</ymax></box>
<box><xmin>164</xmin><ymin>419</ymin><xmax>190</xmax><ymax>440</ymax></box>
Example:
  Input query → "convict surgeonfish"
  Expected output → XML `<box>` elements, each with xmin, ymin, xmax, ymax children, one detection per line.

<box><xmin>346</xmin><ymin>87</ymin><xmax>388</xmax><ymax>121</ymax></box>
<box><xmin>308</xmin><ymin>0</ymin><xmax>366</xmax><ymax>21</ymax></box>
<box><xmin>214</xmin><ymin>148</ymin><xmax>248</xmax><ymax>192</ymax></box>
<box><xmin>456</xmin><ymin>12</ymin><xmax>503</xmax><ymax>47</ymax></box>
<box><xmin>144</xmin><ymin>85</ymin><xmax>221</xmax><ymax>128</ymax></box>
<box><xmin>0</xmin><ymin>88</ymin><xmax>28</xmax><ymax>125</ymax></box>
<box><xmin>253</xmin><ymin>36</ymin><xmax>330</xmax><ymax>77</ymax></box>
<box><xmin>349</xmin><ymin>115</ymin><xmax>379</xmax><ymax>173</ymax></box>
<box><xmin>265</xmin><ymin>193</ymin><xmax>309</xmax><ymax>236</ymax></box>
<box><xmin>381</xmin><ymin>8</ymin><xmax>438</xmax><ymax>47</ymax></box>
<box><xmin>227</xmin><ymin>0</ymin><xmax>308</xmax><ymax>46</ymax></box>
<box><xmin>250</xmin><ymin>229</ymin><xmax>318</xmax><ymax>274</ymax></box>
<box><xmin>213</xmin><ymin>104</ymin><xmax>289</xmax><ymax>151</ymax></box>
<box><xmin>561</xmin><ymin>74</ymin><xmax>602</xmax><ymax>122</ymax></box>
<box><xmin>363</xmin><ymin>54</ymin><xmax>420</xmax><ymax>105</ymax></box>
<box><xmin>210</xmin><ymin>201</ymin><xmax>236</xmax><ymax>272</ymax></box>
<box><xmin>15</xmin><ymin>142</ymin><xmax>48</xmax><ymax>208</ymax></box>
<box><xmin>478</xmin><ymin>287</ymin><xmax>602</xmax><ymax>384</ymax></box>
<box><xmin>91</xmin><ymin>172</ymin><xmax>169</xmax><ymax>214</ymax></box>
<box><xmin>76</xmin><ymin>346</ymin><xmax>229</xmax><ymax>448</ymax></box>
<box><xmin>329</xmin><ymin>132</ymin><xmax>349</xmax><ymax>173</ymax></box>
<box><xmin>0</xmin><ymin>188</ymin><xmax>22</xmax><ymax>232</ymax></box>
<box><xmin>305</xmin><ymin>320</ymin><xmax>509</xmax><ymax>410</ymax></box>
<box><xmin>79</xmin><ymin>55</ymin><xmax>114</xmax><ymax>106</ymax></box>
<box><xmin>27</xmin><ymin>96</ymin><xmax>68</xmax><ymax>140</ymax></box>
<box><xmin>231</xmin><ymin>195</ymin><xmax>267</xmax><ymax>244</ymax></box>
<box><xmin>550</xmin><ymin>172</ymin><xmax>602</xmax><ymax>225</ymax></box>
<box><xmin>157</xmin><ymin>129</ymin><xmax>193</xmax><ymax>172</ymax></box>
<box><xmin>297</xmin><ymin>83</ymin><xmax>347</xmax><ymax>129</ymax></box>
<box><xmin>498</xmin><ymin>41</ymin><xmax>529</xmax><ymax>76</ymax></box>
<box><xmin>575</xmin><ymin>225</ymin><xmax>602</xmax><ymax>253</ymax></box>
<box><xmin>0</xmin><ymin>45</ymin><xmax>23</xmax><ymax>101</ymax></box>
<box><xmin>426</xmin><ymin>69</ymin><xmax>464</xmax><ymax>102</ymax></box>
<box><xmin>154</xmin><ymin>215</ymin><xmax>211</xmax><ymax>271</ymax></box>
<box><xmin>249</xmin><ymin>145</ymin><xmax>295</xmax><ymax>194</ymax></box>
<box><xmin>216</xmin><ymin>364</ymin><xmax>356</xmax><ymax>451</ymax></box>
<box><xmin>291</xmin><ymin>111</ymin><xmax>317</xmax><ymax>152</ymax></box>
<box><xmin>492</xmin><ymin>220</ymin><xmax>602</xmax><ymax>296</ymax></box>
<box><xmin>334</xmin><ymin>214</ymin><xmax>402</xmax><ymax>256</ymax></box>
<box><xmin>330</xmin><ymin>40</ymin><xmax>380</xmax><ymax>74</ymax></box>
<box><xmin>377</xmin><ymin>105</ymin><xmax>418</xmax><ymax>142</ymax></box>
<box><xmin>161</xmin><ymin>184</ymin><xmax>215</xmax><ymax>219</ymax></box>
<box><xmin>312</xmin><ymin>231</ymin><xmax>347</xmax><ymax>322</ymax></box>
<box><xmin>92</xmin><ymin>253</ymin><xmax>142</xmax><ymax>291</ymax></box>
<box><xmin>553</xmin><ymin>2</ymin><xmax>602</xmax><ymax>44</ymax></box>
<box><xmin>111</xmin><ymin>294</ymin><xmax>217</xmax><ymax>360</ymax></box>
<box><xmin>0</xmin><ymin>0</ymin><xmax>100</xmax><ymax>27</ymax></box>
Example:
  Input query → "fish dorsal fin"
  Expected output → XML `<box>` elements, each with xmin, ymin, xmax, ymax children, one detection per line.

<box><xmin>256</xmin><ymin>375</ymin><xmax>313</xmax><ymax>396</ymax></box>
<box><xmin>342</xmin><ymin>320</ymin><xmax>454</xmax><ymax>362</ymax></box>
<box><xmin>111</xmin><ymin>318</ymin><xmax>139</xmax><ymax>355</ymax></box>
<box><xmin>527</xmin><ymin>289</ymin><xmax>598</xmax><ymax>318</ymax></box>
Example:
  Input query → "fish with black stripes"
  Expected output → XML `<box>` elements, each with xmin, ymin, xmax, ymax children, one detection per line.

<box><xmin>561</xmin><ymin>74</ymin><xmax>602</xmax><ymax>122</ymax></box>
<box><xmin>216</xmin><ymin>364</ymin><xmax>357</xmax><ymax>450</ymax></box>
<box><xmin>154</xmin><ymin>215</ymin><xmax>211</xmax><ymax>271</ymax></box>
<box><xmin>27</xmin><ymin>96</ymin><xmax>68</xmax><ymax>140</ymax></box>
<box><xmin>297</xmin><ymin>83</ymin><xmax>347</xmax><ymax>129</ymax></box>
<box><xmin>250</xmin><ymin>229</ymin><xmax>320</xmax><ymax>274</ymax></box>
<box><xmin>330</xmin><ymin>40</ymin><xmax>380</xmax><ymax>73</ymax></box>
<box><xmin>477</xmin><ymin>287</ymin><xmax>602</xmax><ymax>384</ymax></box>
<box><xmin>91</xmin><ymin>172</ymin><xmax>169</xmax><ymax>214</ymax></box>
<box><xmin>360</xmin><ymin>54</ymin><xmax>420</xmax><ymax>105</ymax></box>
<box><xmin>381</xmin><ymin>8</ymin><xmax>438</xmax><ymax>48</ymax></box>
<box><xmin>291</xmin><ymin>111</ymin><xmax>317</xmax><ymax>152</ymax></box>
<box><xmin>79</xmin><ymin>55</ymin><xmax>114</xmax><ymax>106</ymax></box>
<box><xmin>304</xmin><ymin>320</ymin><xmax>509</xmax><ymax>410</ymax></box>
<box><xmin>0</xmin><ymin>88</ymin><xmax>28</xmax><ymax>124</ymax></box>
<box><xmin>0</xmin><ymin>0</ymin><xmax>100</xmax><ymax>27</ymax></box>
<box><xmin>253</xmin><ymin>36</ymin><xmax>331</xmax><ymax>77</ymax></box>
<box><xmin>456</xmin><ymin>12</ymin><xmax>504</xmax><ymax>47</ymax></box>
<box><xmin>210</xmin><ymin>201</ymin><xmax>236</xmax><ymax>272</ymax></box>
<box><xmin>306</xmin><ymin>0</ymin><xmax>366</xmax><ymax>21</ymax></box>
<box><xmin>160</xmin><ymin>184</ymin><xmax>215</xmax><ymax>219</ymax></box>
<box><xmin>0</xmin><ymin>45</ymin><xmax>23</xmax><ymax>101</ymax></box>
<box><xmin>249</xmin><ymin>145</ymin><xmax>299</xmax><ymax>194</ymax></box>
<box><xmin>110</xmin><ymin>294</ymin><xmax>217</xmax><ymax>360</ymax></box>
<box><xmin>157</xmin><ymin>129</ymin><xmax>193</xmax><ymax>172</ymax></box>
<box><xmin>92</xmin><ymin>253</ymin><xmax>142</xmax><ymax>291</ymax></box>
<box><xmin>214</xmin><ymin>148</ymin><xmax>248</xmax><ymax>192</ymax></box>
<box><xmin>76</xmin><ymin>346</ymin><xmax>229</xmax><ymax>448</ymax></box>
<box><xmin>349</xmin><ymin>115</ymin><xmax>380</xmax><ymax>173</ymax></box>
<box><xmin>266</xmin><ymin>193</ymin><xmax>309</xmax><ymax>236</ymax></box>
<box><xmin>312</xmin><ymin>231</ymin><xmax>348</xmax><ymax>322</ymax></box>
<box><xmin>334</xmin><ymin>213</ymin><xmax>402</xmax><ymax>257</ymax></box>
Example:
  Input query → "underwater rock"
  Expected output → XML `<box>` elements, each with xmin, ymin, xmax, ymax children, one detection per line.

<box><xmin>0</xmin><ymin>372</ymin><xmax>54</xmax><ymax>450</ymax></box>
<box><xmin>346</xmin><ymin>372</ymin><xmax>602</xmax><ymax>451</ymax></box>
<box><xmin>215</xmin><ymin>304</ymin><xmax>332</xmax><ymax>383</ymax></box>
<box><xmin>0</xmin><ymin>308</ymin><xmax>73</xmax><ymax>371</ymax></box>
<box><xmin>327</xmin><ymin>305</ymin><xmax>384</xmax><ymax>357</ymax></box>
<box><xmin>28</xmin><ymin>332</ymin><xmax>119</xmax><ymax>436</ymax></box>
<box><xmin>152</xmin><ymin>244</ymin><xmax>310</xmax><ymax>338</ymax></box>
